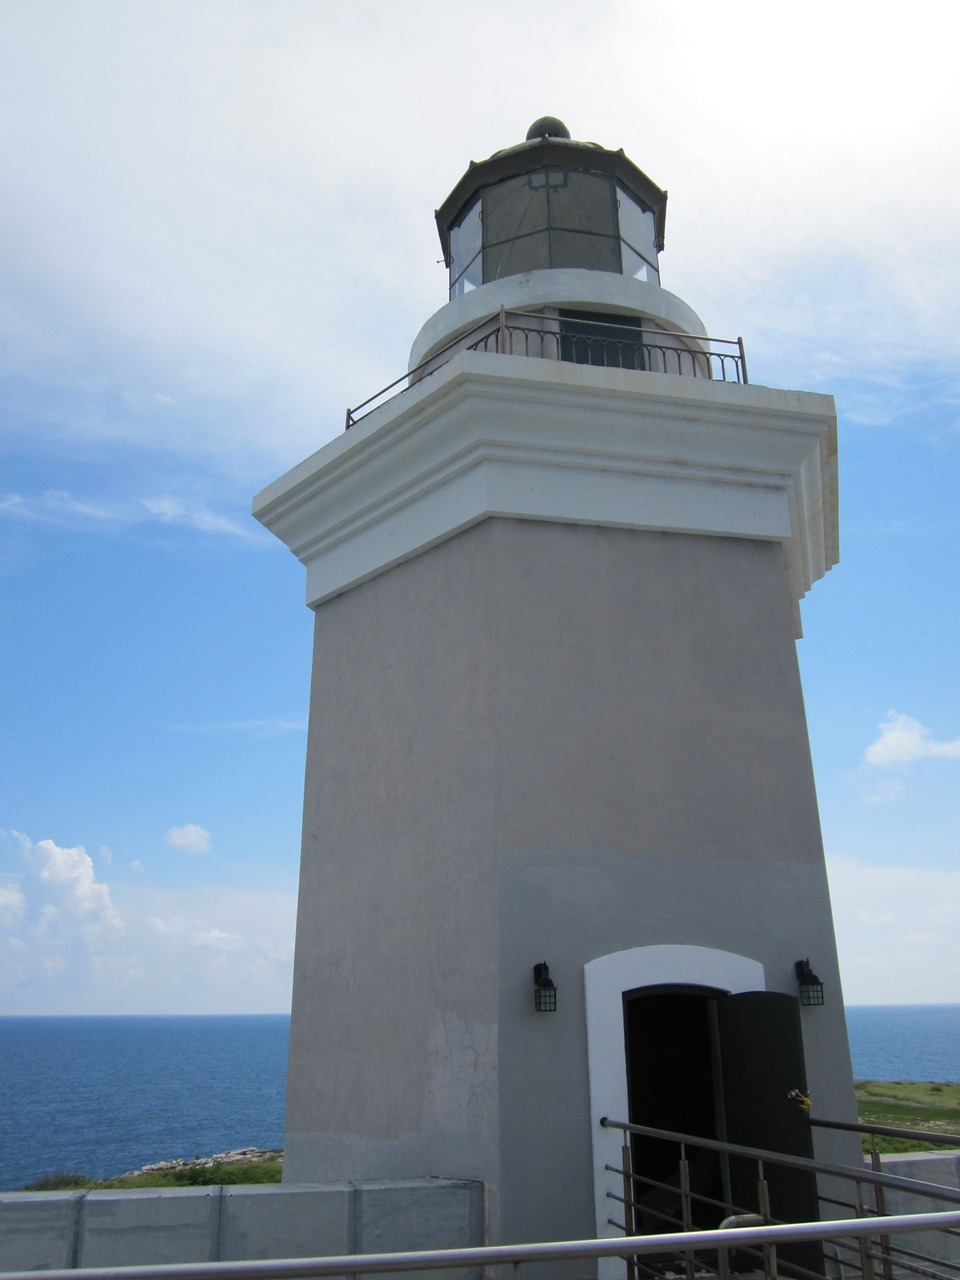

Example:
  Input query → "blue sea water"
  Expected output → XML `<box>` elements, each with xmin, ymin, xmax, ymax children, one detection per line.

<box><xmin>1</xmin><ymin>1006</ymin><xmax>958</xmax><ymax>1192</ymax></box>
<box><xmin>0</xmin><ymin>1015</ymin><xmax>288</xmax><ymax>1192</ymax></box>
<box><xmin>846</xmin><ymin>1004</ymin><xmax>960</xmax><ymax>1086</ymax></box>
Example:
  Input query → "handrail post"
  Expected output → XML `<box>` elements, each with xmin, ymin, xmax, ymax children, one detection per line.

<box><xmin>737</xmin><ymin>336</ymin><xmax>749</xmax><ymax>384</ymax></box>
<box><xmin>622</xmin><ymin>1142</ymin><xmax>638</xmax><ymax>1280</ymax></box>
<box><xmin>498</xmin><ymin>305</ymin><xmax>507</xmax><ymax>355</ymax></box>
<box><xmin>870</xmin><ymin>1135</ymin><xmax>895</xmax><ymax>1280</ymax></box>
<box><xmin>679</xmin><ymin>1143</ymin><xmax>694</xmax><ymax>1233</ymax></box>
<box><xmin>717</xmin><ymin>1240</ymin><xmax>731</xmax><ymax>1280</ymax></box>
<box><xmin>756</xmin><ymin>1160</ymin><xmax>776</xmax><ymax>1280</ymax></box>
<box><xmin>679</xmin><ymin>1143</ymin><xmax>696</xmax><ymax>1280</ymax></box>
<box><xmin>856</xmin><ymin>1177</ymin><xmax>878</xmax><ymax>1280</ymax></box>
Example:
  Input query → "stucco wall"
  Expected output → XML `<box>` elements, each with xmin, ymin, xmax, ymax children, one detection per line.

<box><xmin>283</xmin><ymin>517</ymin><xmax>858</xmax><ymax>1252</ymax></box>
<box><xmin>284</xmin><ymin>517</ymin><xmax>502</xmax><ymax>1196</ymax></box>
<box><xmin>0</xmin><ymin>1179</ymin><xmax>483</xmax><ymax>1273</ymax></box>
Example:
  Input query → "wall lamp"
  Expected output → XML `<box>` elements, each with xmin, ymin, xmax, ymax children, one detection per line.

<box><xmin>533</xmin><ymin>962</ymin><xmax>557</xmax><ymax>1012</ymax></box>
<box><xmin>795</xmin><ymin>958</ymin><xmax>825</xmax><ymax>1006</ymax></box>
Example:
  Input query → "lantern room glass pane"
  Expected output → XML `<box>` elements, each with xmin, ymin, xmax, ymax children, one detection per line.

<box><xmin>551</xmin><ymin>230</ymin><xmax>621</xmax><ymax>273</ymax></box>
<box><xmin>449</xmin><ymin>198</ymin><xmax>482</xmax><ymax>286</ymax></box>
<box><xmin>485</xmin><ymin>231</ymin><xmax>550</xmax><ymax>282</ymax></box>
<box><xmin>451</xmin><ymin>250</ymin><xmax>482</xmax><ymax>298</ymax></box>
<box><xmin>483</xmin><ymin>172</ymin><xmax>549</xmax><ymax>246</ymax></box>
<box><xmin>464</xmin><ymin>167</ymin><xmax>658</xmax><ymax>289</ymax></box>
<box><xmin>549</xmin><ymin>170</ymin><xmax>618</xmax><ymax>236</ymax></box>
<box><xmin>621</xmin><ymin>241</ymin><xmax>659</xmax><ymax>284</ymax></box>
<box><xmin>618</xmin><ymin>186</ymin><xmax>658</xmax><ymax>266</ymax></box>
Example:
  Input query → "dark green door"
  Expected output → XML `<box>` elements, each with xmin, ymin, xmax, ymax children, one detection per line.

<box><xmin>716</xmin><ymin>991</ymin><xmax>823</xmax><ymax>1273</ymax></box>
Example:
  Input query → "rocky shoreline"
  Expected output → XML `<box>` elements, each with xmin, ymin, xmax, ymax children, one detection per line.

<box><xmin>124</xmin><ymin>1148</ymin><xmax>283</xmax><ymax>1178</ymax></box>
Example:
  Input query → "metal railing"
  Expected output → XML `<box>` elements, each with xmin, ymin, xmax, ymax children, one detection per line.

<box><xmin>468</xmin><ymin>310</ymin><xmax>747</xmax><ymax>384</ymax></box>
<box><xmin>600</xmin><ymin>1114</ymin><xmax>960</xmax><ymax>1280</ymax></box>
<box><xmin>4</xmin><ymin>1214</ymin><xmax>960</xmax><ymax>1280</ymax></box>
<box><xmin>344</xmin><ymin>308</ymin><xmax>748</xmax><ymax>430</ymax></box>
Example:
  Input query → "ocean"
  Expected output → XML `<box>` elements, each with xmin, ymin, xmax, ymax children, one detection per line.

<box><xmin>845</xmin><ymin>1004</ymin><xmax>960</xmax><ymax>1085</ymax></box>
<box><xmin>0</xmin><ymin>1015</ymin><xmax>288</xmax><ymax>1192</ymax></box>
<box><xmin>1</xmin><ymin>1005</ymin><xmax>959</xmax><ymax>1193</ymax></box>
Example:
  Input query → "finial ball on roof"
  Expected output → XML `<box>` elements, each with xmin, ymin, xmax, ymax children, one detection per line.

<box><xmin>526</xmin><ymin>116</ymin><xmax>571</xmax><ymax>141</ymax></box>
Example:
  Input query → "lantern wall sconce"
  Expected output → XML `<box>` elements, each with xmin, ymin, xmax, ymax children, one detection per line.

<box><xmin>795</xmin><ymin>958</ymin><xmax>825</xmax><ymax>1006</ymax></box>
<box><xmin>533</xmin><ymin>962</ymin><xmax>557</xmax><ymax>1012</ymax></box>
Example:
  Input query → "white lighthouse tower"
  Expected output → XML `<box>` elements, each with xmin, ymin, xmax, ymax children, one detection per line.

<box><xmin>254</xmin><ymin>118</ymin><xmax>857</xmax><ymax>1255</ymax></box>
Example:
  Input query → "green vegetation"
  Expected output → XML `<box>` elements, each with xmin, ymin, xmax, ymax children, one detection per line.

<box><xmin>854</xmin><ymin>1081</ymin><xmax>960</xmax><ymax>1153</ymax></box>
<box><xmin>21</xmin><ymin>1153</ymin><xmax>283</xmax><ymax>1191</ymax></box>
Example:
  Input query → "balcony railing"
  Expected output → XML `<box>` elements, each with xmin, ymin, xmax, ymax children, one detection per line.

<box><xmin>3</xmin><ymin>1212</ymin><xmax>960</xmax><ymax>1280</ymax></box>
<box><xmin>345</xmin><ymin>308</ymin><xmax>748</xmax><ymax>430</ymax></box>
<box><xmin>600</xmin><ymin>1113</ymin><xmax>960</xmax><ymax>1280</ymax></box>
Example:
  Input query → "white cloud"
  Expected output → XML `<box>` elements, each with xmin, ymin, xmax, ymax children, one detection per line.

<box><xmin>190</xmin><ymin>926</ymin><xmax>245</xmax><ymax>952</ymax></box>
<box><xmin>0</xmin><ymin>488</ymin><xmax>257</xmax><ymax>541</ymax></box>
<box><xmin>0</xmin><ymin>883</ymin><xmax>25</xmax><ymax>926</ymax></box>
<box><xmin>172</xmin><ymin>717</ymin><xmax>307</xmax><ymax>737</ymax></box>
<box><xmin>0</xmin><ymin>830</ymin><xmax>295</xmax><ymax>1014</ymax></box>
<box><xmin>34</xmin><ymin>838</ymin><xmax>123</xmax><ymax>934</ymax></box>
<box><xmin>147</xmin><ymin>915</ymin><xmax>188</xmax><ymax>938</ymax></box>
<box><xmin>148</xmin><ymin>915</ymin><xmax>244</xmax><ymax>951</ymax></box>
<box><xmin>141</xmin><ymin>496</ymin><xmax>256</xmax><ymax>539</ymax></box>
<box><xmin>164</xmin><ymin>823</ymin><xmax>212</xmax><ymax>854</ymax></box>
<box><xmin>0</xmin><ymin>1</ymin><xmax>957</xmax><ymax>485</ymax></box>
<box><xmin>0</xmin><ymin>490</ymin><xmax>121</xmax><ymax>526</ymax></box>
<box><xmin>864</xmin><ymin>711</ymin><xmax>960</xmax><ymax>767</ymax></box>
<box><xmin>827</xmin><ymin>856</ymin><xmax>960</xmax><ymax>1004</ymax></box>
<box><xmin>37</xmin><ymin>902</ymin><xmax>60</xmax><ymax>934</ymax></box>
<box><xmin>860</xmin><ymin>778</ymin><xmax>904</xmax><ymax>805</ymax></box>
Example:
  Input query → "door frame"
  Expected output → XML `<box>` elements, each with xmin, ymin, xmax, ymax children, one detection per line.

<box><xmin>584</xmin><ymin>945</ymin><xmax>766</xmax><ymax>1249</ymax></box>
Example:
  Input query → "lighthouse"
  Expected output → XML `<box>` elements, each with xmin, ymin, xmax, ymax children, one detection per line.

<box><xmin>253</xmin><ymin>118</ymin><xmax>857</xmax><ymax>1254</ymax></box>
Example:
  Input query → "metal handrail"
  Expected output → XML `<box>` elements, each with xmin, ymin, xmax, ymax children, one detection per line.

<box><xmin>344</xmin><ymin>308</ymin><xmax>749</xmax><ymax>430</ymax></box>
<box><xmin>344</xmin><ymin>311</ymin><xmax>504</xmax><ymax>429</ymax></box>
<box><xmin>481</xmin><ymin>307</ymin><xmax>744</xmax><ymax>359</ymax></box>
<box><xmin>600</xmin><ymin>1115</ymin><xmax>960</xmax><ymax>1280</ymax></box>
<box><xmin>466</xmin><ymin>318</ymin><xmax>746</xmax><ymax>384</ymax></box>
<box><xmin>599</xmin><ymin>1116</ymin><xmax>960</xmax><ymax>1203</ymax></box>
<box><xmin>812</xmin><ymin>1115</ymin><xmax>960</xmax><ymax>1149</ymax></box>
<box><xmin>3</xmin><ymin>1213</ymin><xmax>960</xmax><ymax>1280</ymax></box>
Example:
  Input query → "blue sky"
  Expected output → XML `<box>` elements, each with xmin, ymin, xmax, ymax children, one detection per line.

<box><xmin>1</xmin><ymin>0</ymin><xmax>958</xmax><ymax>1013</ymax></box>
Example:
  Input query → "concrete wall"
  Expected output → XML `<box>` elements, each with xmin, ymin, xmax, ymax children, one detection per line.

<box><xmin>0</xmin><ymin>1179</ymin><xmax>483</xmax><ymax>1273</ymax></box>
<box><xmin>283</xmin><ymin>517</ymin><xmax>859</xmax><ymax>1255</ymax></box>
<box><xmin>5</xmin><ymin>1160</ymin><xmax>960</xmax><ymax>1275</ymax></box>
<box><xmin>875</xmin><ymin>1152</ymin><xmax>960</xmax><ymax>1270</ymax></box>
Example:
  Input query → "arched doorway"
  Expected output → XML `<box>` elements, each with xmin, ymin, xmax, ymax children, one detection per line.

<box><xmin>585</xmin><ymin>946</ymin><xmax>821</xmax><ymax>1267</ymax></box>
<box><xmin>621</xmin><ymin>981</ymin><xmax>822</xmax><ymax>1274</ymax></box>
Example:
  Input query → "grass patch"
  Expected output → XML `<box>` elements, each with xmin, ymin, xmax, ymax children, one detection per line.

<box><xmin>21</xmin><ymin>1173</ymin><xmax>92</xmax><ymax>1191</ymax></box>
<box><xmin>855</xmin><ymin>1081</ymin><xmax>960</xmax><ymax>1153</ymax></box>
<box><xmin>21</xmin><ymin>1153</ymin><xmax>283</xmax><ymax>1191</ymax></box>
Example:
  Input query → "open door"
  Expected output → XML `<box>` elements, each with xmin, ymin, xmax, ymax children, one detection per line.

<box><xmin>623</xmin><ymin>986</ymin><xmax>822</xmax><ymax>1271</ymax></box>
<box><xmin>717</xmin><ymin>991</ymin><xmax>823</xmax><ymax>1273</ymax></box>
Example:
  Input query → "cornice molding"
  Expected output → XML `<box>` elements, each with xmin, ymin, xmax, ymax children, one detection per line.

<box><xmin>253</xmin><ymin>351</ymin><xmax>838</xmax><ymax>637</ymax></box>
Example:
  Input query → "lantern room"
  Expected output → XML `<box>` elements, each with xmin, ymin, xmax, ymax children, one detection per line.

<box><xmin>436</xmin><ymin>115</ymin><xmax>668</xmax><ymax>298</ymax></box>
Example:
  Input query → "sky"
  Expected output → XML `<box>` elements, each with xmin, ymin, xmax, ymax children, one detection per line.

<box><xmin>1</xmin><ymin>0</ymin><xmax>958</xmax><ymax>1015</ymax></box>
